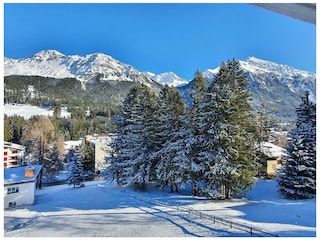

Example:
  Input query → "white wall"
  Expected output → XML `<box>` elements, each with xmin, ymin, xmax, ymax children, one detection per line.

<box><xmin>4</xmin><ymin>181</ymin><xmax>36</xmax><ymax>209</ymax></box>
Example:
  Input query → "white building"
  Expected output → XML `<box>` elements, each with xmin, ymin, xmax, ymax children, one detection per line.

<box><xmin>86</xmin><ymin>134</ymin><xmax>113</xmax><ymax>172</ymax></box>
<box><xmin>4</xmin><ymin>141</ymin><xmax>26</xmax><ymax>168</ymax></box>
<box><xmin>4</xmin><ymin>165</ymin><xmax>43</xmax><ymax>209</ymax></box>
<box><xmin>64</xmin><ymin>140</ymin><xmax>83</xmax><ymax>153</ymax></box>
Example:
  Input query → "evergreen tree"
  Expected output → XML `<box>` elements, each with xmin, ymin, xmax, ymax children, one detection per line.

<box><xmin>139</xmin><ymin>85</ymin><xmax>161</xmax><ymax>185</ymax></box>
<box><xmin>45</xmin><ymin>142</ymin><xmax>64</xmax><ymax>177</ymax></box>
<box><xmin>190</xmin><ymin>92</ymin><xmax>227</xmax><ymax>198</ymax></box>
<box><xmin>185</xmin><ymin>70</ymin><xmax>207</xmax><ymax>196</ymax></box>
<box><xmin>189</xmin><ymin>69</ymin><xmax>206</xmax><ymax>106</ymax></box>
<box><xmin>256</xmin><ymin>103</ymin><xmax>273</xmax><ymax>144</ymax></box>
<box><xmin>4</xmin><ymin>116</ymin><xmax>11</xmax><ymax>142</ymax></box>
<box><xmin>256</xmin><ymin>103</ymin><xmax>274</xmax><ymax>176</ymax></box>
<box><xmin>153</xmin><ymin>84</ymin><xmax>187</xmax><ymax>192</ymax></box>
<box><xmin>204</xmin><ymin>59</ymin><xmax>259</xmax><ymax>198</ymax></box>
<box><xmin>82</xmin><ymin>140</ymin><xmax>95</xmax><ymax>173</ymax></box>
<box><xmin>6</xmin><ymin>115</ymin><xmax>26</xmax><ymax>144</ymax></box>
<box><xmin>67</xmin><ymin>148</ymin><xmax>84</xmax><ymax>188</ymax></box>
<box><xmin>106</xmin><ymin>84</ymin><xmax>158</xmax><ymax>190</ymax></box>
<box><xmin>278</xmin><ymin>91</ymin><xmax>316</xmax><ymax>199</ymax></box>
<box><xmin>53</xmin><ymin>102</ymin><xmax>62</xmax><ymax>119</ymax></box>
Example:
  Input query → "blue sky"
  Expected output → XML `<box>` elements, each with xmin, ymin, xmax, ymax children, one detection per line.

<box><xmin>4</xmin><ymin>3</ymin><xmax>316</xmax><ymax>80</ymax></box>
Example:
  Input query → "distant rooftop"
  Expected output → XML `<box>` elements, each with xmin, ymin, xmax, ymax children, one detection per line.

<box><xmin>259</xmin><ymin>142</ymin><xmax>288</xmax><ymax>158</ymax></box>
<box><xmin>4</xmin><ymin>141</ymin><xmax>26</xmax><ymax>151</ymax></box>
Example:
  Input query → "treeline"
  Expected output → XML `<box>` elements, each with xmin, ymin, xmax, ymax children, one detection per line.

<box><xmin>4</xmin><ymin>75</ymin><xmax>137</xmax><ymax>106</ymax></box>
<box><xmin>4</xmin><ymin>113</ymin><xmax>96</xmax><ymax>180</ymax></box>
<box><xmin>4</xmin><ymin>75</ymin><xmax>143</xmax><ymax>140</ymax></box>
<box><xmin>104</xmin><ymin>59</ymin><xmax>260</xmax><ymax>199</ymax></box>
<box><xmin>4</xmin><ymin>108</ymin><xmax>114</xmax><ymax>142</ymax></box>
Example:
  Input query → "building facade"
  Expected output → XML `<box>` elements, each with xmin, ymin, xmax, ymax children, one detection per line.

<box><xmin>4</xmin><ymin>165</ymin><xmax>43</xmax><ymax>209</ymax></box>
<box><xmin>4</xmin><ymin>142</ymin><xmax>26</xmax><ymax>168</ymax></box>
<box><xmin>86</xmin><ymin>134</ymin><xmax>113</xmax><ymax>172</ymax></box>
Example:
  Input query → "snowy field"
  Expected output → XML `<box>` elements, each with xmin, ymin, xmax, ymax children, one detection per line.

<box><xmin>4</xmin><ymin>104</ymin><xmax>71</xmax><ymax>119</ymax></box>
<box><xmin>3</xmin><ymin>179</ymin><xmax>316</xmax><ymax>238</ymax></box>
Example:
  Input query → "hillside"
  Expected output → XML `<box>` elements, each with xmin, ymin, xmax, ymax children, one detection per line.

<box><xmin>3</xmin><ymin>74</ymin><xmax>145</xmax><ymax>113</ymax></box>
<box><xmin>178</xmin><ymin>57</ymin><xmax>316</xmax><ymax>122</ymax></box>
<box><xmin>4</xmin><ymin>50</ymin><xmax>163</xmax><ymax>90</ymax></box>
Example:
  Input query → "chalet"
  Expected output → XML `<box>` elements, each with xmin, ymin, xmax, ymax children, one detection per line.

<box><xmin>4</xmin><ymin>165</ymin><xmax>43</xmax><ymax>209</ymax></box>
<box><xmin>258</xmin><ymin>142</ymin><xmax>287</xmax><ymax>177</ymax></box>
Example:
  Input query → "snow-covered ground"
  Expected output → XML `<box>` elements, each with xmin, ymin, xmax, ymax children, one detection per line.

<box><xmin>4</xmin><ymin>104</ymin><xmax>71</xmax><ymax>119</ymax></box>
<box><xmin>3</xmin><ymin>179</ymin><xmax>316</xmax><ymax>238</ymax></box>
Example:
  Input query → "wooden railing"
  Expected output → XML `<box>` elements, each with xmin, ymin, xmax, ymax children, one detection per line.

<box><xmin>128</xmin><ymin>193</ymin><xmax>278</xmax><ymax>237</ymax></box>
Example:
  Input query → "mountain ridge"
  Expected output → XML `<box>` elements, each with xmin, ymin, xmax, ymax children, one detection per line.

<box><xmin>4</xmin><ymin>50</ymin><xmax>316</xmax><ymax>122</ymax></box>
<box><xmin>4</xmin><ymin>50</ymin><xmax>185</xmax><ymax>87</ymax></box>
<box><xmin>179</xmin><ymin>57</ymin><xmax>316</xmax><ymax>122</ymax></box>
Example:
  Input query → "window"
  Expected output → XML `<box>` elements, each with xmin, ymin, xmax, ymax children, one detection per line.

<box><xmin>7</xmin><ymin>186</ymin><xmax>19</xmax><ymax>194</ymax></box>
<box><xmin>9</xmin><ymin>202</ymin><xmax>16</xmax><ymax>208</ymax></box>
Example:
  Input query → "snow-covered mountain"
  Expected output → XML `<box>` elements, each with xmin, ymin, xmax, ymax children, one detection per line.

<box><xmin>143</xmin><ymin>71</ymin><xmax>188</xmax><ymax>87</ymax></box>
<box><xmin>4</xmin><ymin>50</ymin><xmax>160</xmax><ymax>90</ymax></box>
<box><xmin>240</xmin><ymin>57</ymin><xmax>316</xmax><ymax>102</ymax></box>
<box><xmin>4</xmin><ymin>50</ymin><xmax>185</xmax><ymax>88</ymax></box>
<box><xmin>4</xmin><ymin>50</ymin><xmax>316</xmax><ymax>121</ymax></box>
<box><xmin>179</xmin><ymin>57</ymin><xmax>316</xmax><ymax>121</ymax></box>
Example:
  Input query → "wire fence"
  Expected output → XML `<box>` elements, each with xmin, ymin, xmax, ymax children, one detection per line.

<box><xmin>128</xmin><ymin>193</ymin><xmax>279</xmax><ymax>237</ymax></box>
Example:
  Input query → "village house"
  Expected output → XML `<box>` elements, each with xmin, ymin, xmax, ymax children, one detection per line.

<box><xmin>4</xmin><ymin>165</ymin><xmax>43</xmax><ymax>209</ymax></box>
<box><xmin>259</xmin><ymin>142</ymin><xmax>287</xmax><ymax>177</ymax></box>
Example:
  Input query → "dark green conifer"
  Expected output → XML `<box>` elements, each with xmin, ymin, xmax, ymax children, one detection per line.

<box><xmin>278</xmin><ymin>91</ymin><xmax>316</xmax><ymax>199</ymax></box>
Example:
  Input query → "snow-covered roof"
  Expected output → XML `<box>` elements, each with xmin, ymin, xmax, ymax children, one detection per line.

<box><xmin>4</xmin><ymin>165</ymin><xmax>43</xmax><ymax>185</ymax></box>
<box><xmin>64</xmin><ymin>140</ymin><xmax>83</xmax><ymax>151</ymax></box>
<box><xmin>4</xmin><ymin>141</ymin><xmax>26</xmax><ymax>151</ymax></box>
<box><xmin>259</xmin><ymin>142</ymin><xmax>287</xmax><ymax>158</ymax></box>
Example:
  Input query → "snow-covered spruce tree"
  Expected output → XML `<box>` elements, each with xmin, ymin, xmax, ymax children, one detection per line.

<box><xmin>189</xmin><ymin>91</ymin><xmax>226</xmax><ymax>198</ymax></box>
<box><xmin>153</xmin><ymin>84</ymin><xmax>187</xmax><ymax>192</ymax></box>
<box><xmin>105</xmin><ymin>83</ymin><xmax>158</xmax><ymax>191</ymax></box>
<box><xmin>132</xmin><ymin>84</ymin><xmax>159</xmax><ymax>190</ymax></box>
<box><xmin>278</xmin><ymin>91</ymin><xmax>316</xmax><ymax>199</ymax></box>
<box><xmin>67</xmin><ymin>148</ymin><xmax>84</xmax><ymax>188</ymax></box>
<box><xmin>103</xmin><ymin>114</ymin><xmax>128</xmax><ymax>185</ymax></box>
<box><xmin>184</xmin><ymin>70</ymin><xmax>207</xmax><ymax>196</ymax></box>
<box><xmin>185</xmin><ymin>65</ymin><xmax>231</xmax><ymax>198</ymax></box>
<box><xmin>204</xmin><ymin>59</ymin><xmax>259</xmax><ymax>199</ymax></box>
<box><xmin>82</xmin><ymin>140</ymin><xmax>95</xmax><ymax>173</ymax></box>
